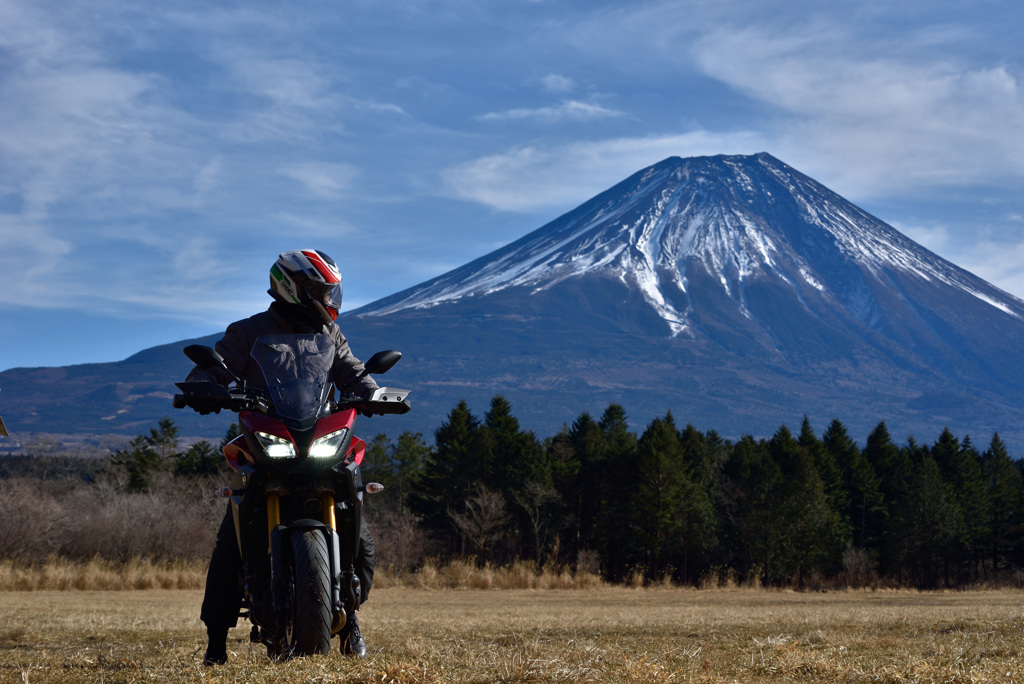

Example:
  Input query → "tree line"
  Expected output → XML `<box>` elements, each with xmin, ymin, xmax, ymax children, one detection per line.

<box><xmin>362</xmin><ymin>396</ymin><xmax>1024</xmax><ymax>589</ymax></box>
<box><xmin>3</xmin><ymin>398</ymin><xmax>1022</xmax><ymax>589</ymax></box>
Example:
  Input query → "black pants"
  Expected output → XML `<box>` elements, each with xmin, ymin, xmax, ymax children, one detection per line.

<box><xmin>201</xmin><ymin>503</ymin><xmax>376</xmax><ymax>629</ymax></box>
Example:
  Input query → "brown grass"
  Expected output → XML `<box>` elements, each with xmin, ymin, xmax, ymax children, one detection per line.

<box><xmin>0</xmin><ymin>557</ymin><xmax>602</xmax><ymax>592</ymax></box>
<box><xmin>0</xmin><ymin>557</ymin><xmax>207</xmax><ymax>591</ymax></box>
<box><xmin>376</xmin><ymin>559</ymin><xmax>605</xmax><ymax>591</ymax></box>
<box><xmin>1</xmin><ymin>586</ymin><xmax>1022</xmax><ymax>683</ymax></box>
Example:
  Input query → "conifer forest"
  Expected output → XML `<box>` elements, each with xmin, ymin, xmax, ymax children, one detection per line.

<box><xmin>2</xmin><ymin>395</ymin><xmax>1023</xmax><ymax>591</ymax></box>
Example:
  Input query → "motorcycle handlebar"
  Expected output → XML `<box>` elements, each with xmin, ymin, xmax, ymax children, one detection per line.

<box><xmin>172</xmin><ymin>382</ymin><xmax>267</xmax><ymax>415</ymax></box>
<box><xmin>333</xmin><ymin>398</ymin><xmax>412</xmax><ymax>416</ymax></box>
<box><xmin>173</xmin><ymin>383</ymin><xmax>411</xmax><ymax>417</ymax></box>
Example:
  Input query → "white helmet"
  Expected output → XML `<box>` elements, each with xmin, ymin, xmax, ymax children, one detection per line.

<box><xmin>269</xmin><ymin>249</ymin><xmax>343</xmax><ymax>324</ymax></box>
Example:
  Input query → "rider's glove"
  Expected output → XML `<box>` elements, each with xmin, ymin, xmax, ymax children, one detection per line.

<box><xmin>190</xmin><ymin>397</ymin><xmax>222</xmax><ymax>415</ymax></box>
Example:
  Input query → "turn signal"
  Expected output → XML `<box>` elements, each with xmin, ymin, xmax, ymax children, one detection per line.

<box><xmin>215</xmin><ymin>487</ymin><xmax>233</xmax><ymax>498</ymax></box>
<box><xmin>365</xmin><ymin>482</ymin><xmax>384</xmax><ymax>494</ymax></box>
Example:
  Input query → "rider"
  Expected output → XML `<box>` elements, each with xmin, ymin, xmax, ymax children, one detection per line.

<box><xmin>186</xmin><ymin>249</ymin><xmax>378</xmax><ymax>665</ymax></box>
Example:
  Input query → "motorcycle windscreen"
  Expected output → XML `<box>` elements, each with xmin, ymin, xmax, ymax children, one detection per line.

<box><xmin>251</xmin><ymin>334</ymin><xmax>336</xmax><ymax>422</ymax></box>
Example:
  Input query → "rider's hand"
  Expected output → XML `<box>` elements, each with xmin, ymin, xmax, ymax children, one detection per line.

<box><xmin>184</xmin><ymin>391</ymin><xmax>225</xmax><ymax>415</ymax></box>
<box><xmin>191</xmin><ymin>397</ymin><xmax>223</xmax><ymax>415</ymax></box>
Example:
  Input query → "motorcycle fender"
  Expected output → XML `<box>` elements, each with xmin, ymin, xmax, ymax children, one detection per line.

<box><xmin>269</xmin><ymin>520</ymin><xmax>344</xmax><ymax>617</ymax></box>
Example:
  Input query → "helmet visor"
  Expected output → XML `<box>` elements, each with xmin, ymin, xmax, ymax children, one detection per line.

<box><xmin>306</xmin><ymin>281</ymin><xmax>342</xmax><ymax>313</ymax></box>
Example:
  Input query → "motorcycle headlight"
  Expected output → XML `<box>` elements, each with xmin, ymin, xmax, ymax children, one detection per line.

<box><xmin>255</xmin><ymin>431</ymin><xmax>297</xmax><ymax>459</ymax></box>
<box><xmin>309</xmin><ymin>428</ymin><xmax>348</xmax><ymax>459</ymax></box>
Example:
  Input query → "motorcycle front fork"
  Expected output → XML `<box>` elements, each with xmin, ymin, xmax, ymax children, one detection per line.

<box><xmin>264</xmin><ymin>488</ymin><xmax>346</xmax><ymax>628</ymax></box>
<box><xmin>264</xmin><ymin>489</ymin><xmax>337</xmax><ymax>536</ymax></box>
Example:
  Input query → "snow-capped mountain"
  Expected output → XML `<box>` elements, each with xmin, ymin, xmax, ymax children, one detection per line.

<box><xmin>344</xmin><ymin>153</ymin><xmax>1024</xmax><ymax>447</ymax></box>
<box><xmin>4</xmin><ymin>153</ymin><xmax>1024</xmax><ymax>451</ymax></box>
<box><xmin>356</xmin><ymin>153</ymin><xmax>1023</xmax><ymax>336</ymax></box>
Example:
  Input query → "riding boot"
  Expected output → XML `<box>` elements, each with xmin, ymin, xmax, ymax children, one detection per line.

<box><xmin>203</xmin><ymin>625</ymin><xmax>229</xmax><ymax>666</ymax></box>
<box><xmin>339</xmin><ymin>613</ymin><xmax>367</xmax><ymax>658</ymax></box>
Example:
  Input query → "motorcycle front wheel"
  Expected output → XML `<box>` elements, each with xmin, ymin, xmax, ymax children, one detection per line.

<box><xmin>288</xmin><ymin>529</ymin><xmax>333</xmax><ymax>656</ymax></box>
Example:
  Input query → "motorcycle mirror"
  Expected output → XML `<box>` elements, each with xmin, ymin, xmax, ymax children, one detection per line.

<box><xmin>184</xmin><ymin>344</ymin><xmax>227</xmax><ymax>369</ymax></box>
<box><xmin>183</xmin><ymin>344</ymin><xmax>242</xmax><ymax>384</ymax></box>
<box><xmin>360</xmin><ymin>350</ymin><xmax>402</xmax><ymax>377</ymax></box>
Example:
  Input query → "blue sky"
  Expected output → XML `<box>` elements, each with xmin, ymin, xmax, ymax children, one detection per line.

<box><xmin>2</xmin><ymin>0</ymin><xmax>1023</xmax><ymax>370</ymax></box>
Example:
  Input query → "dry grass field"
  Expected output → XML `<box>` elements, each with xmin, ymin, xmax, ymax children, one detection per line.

<box><xmin>1</xmin><ymin>587</ymin><xmax>1022</xmax><ymax>683</ymax></box>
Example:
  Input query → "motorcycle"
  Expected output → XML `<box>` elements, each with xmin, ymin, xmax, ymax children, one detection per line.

<box><xmin>173</xmin><ymin>334</ymin><xmax>410</xmax><ymax>658</ymax></box>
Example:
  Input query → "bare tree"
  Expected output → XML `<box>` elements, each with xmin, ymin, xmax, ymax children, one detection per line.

<box><xmin>514</xmin><ymin>481</ymin><xmax>559</xmax><ymax>564</ymax></box>
<box><xmin>448</xmin><ymin>483</ymin><xmax>510</xmax><ymax>561</ymax></box>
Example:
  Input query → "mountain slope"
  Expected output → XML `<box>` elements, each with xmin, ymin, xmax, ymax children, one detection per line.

<box><xmin>360</xmin><ymin>153</ymin><xmax>1021</xmax><ymax>331</ymax></box>
<box><xmin>3</xmin><ymin>153</ymin><xmax>1024</xmax><ymax>452</ymax></box>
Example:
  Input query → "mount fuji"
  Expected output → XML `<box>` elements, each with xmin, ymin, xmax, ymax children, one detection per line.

<box><xmin>342</xmin><ymin>152</ymin><xmax>1024</xmax><ymax>448</ymax></box>
<box><xmin>3</xmin><ymin>153</ymin><xmax>1024</xmax><ymax>451</ymax></box>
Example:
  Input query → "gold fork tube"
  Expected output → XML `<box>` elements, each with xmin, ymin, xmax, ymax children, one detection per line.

<box><xmin>266</xmin><ymin>491</ymin><xmax>281</xmax><ymax>551</ymax></box>
<box><xmin>322</xmin><ymin>492</ymin><xmax>336</xmax><ymax>530</ymax></box>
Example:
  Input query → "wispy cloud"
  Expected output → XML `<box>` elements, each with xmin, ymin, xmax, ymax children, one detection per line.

<box><xmin>542</xmin><ymin>74</ymin><xmax>576</xmax><ymax>93</ymax></box>
<box><xmin>478</xmin><ymin>100</ymin><xmax>624</xmax><ymax>124</ymax></box>
<box><xmin>891</xmin><ymin>219</ymin><xmax>1024</xmax><ymax>303</ymax></box>
<box><xmin>891</xmin><ymin>222</ymin><xmax>952</xmax><ymax>254</ymax></box>
<box><xmin>442</xmin><ymin>130</ymin><xmax>767</xmax><ymax>212</ymax></box>
<box><xmin>0</xmin><ymin>217</ymin><xmax>72</xmax><ymax>307</ymax></box>
<box><xmin>0</xmin><ymin>2</ymin><xmax>369</xmax><ymax>320</ymax></box>
<box><xmin>552</xmin><ymin>2</ymin><xmax>1024</xmax><ymax>199</ymax></box>
<box><xmin>692</xmin><ymin>27</ymin><xmax>1024</xmax><ymax>197</ymax></box>
<box><xmin>280</xmin><ymin>162</ymin><xmax>358</xmax><ymax>199</ymax></box>
<box><xmin>955</xmin><ymin>240</ymin><xmax>1024</xmax><ymax>303</ymax></box>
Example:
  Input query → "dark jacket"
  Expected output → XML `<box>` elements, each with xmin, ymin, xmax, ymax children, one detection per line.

<box><xmin>186</xmin><ymin>302</ymin><xmax>379</xmax><ymax>398</ymax></box>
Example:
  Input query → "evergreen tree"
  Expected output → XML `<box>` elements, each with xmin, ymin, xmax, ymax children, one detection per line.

<box><xmin>676</xmin><ymin>423</ymin><xmax>720</xmax><ymax>582</ymax></box>
<box><xmin>594</xmin><ymin>404</ymin><xmax>638</xmax><ymax>581</ymax></box>
<box><xmin>824</xmin><ymin>419</ymin><xmax>880</xmax><ymax>549</ymax></box>
<box><xmin>800</xmin><ymin>416</ymin><xmax>850</xmax><ymax>543</ymax></box>
<box><xmin>408</xmin><ymin>400</ymin><xmax>483</xmax><ymax>552</ymax></box>
<box><xmin>476</xmin><ymin>396</ymin><xmax>549</xmax><ymax>559</ymax></box>
<box><xmin>981</xmin><ymin>433</ymin><xmax>1023</xmax><ymax>573</ymax></box>
<box><xmin>931</xmin><ymin>428</ymin><xmax>991</xmax><ymax>581</ymax></box>
<box><xmin>220</xmin><ymin>422</ymin><xmax>241</xmax><ymax>450</ymax></box>
<box><xmin>390</xmin><ymin>432</ymin><xmax>430</xmax><ymax>513</ymax></box>
<box><xmin>632</xmin><ymin>413</ymin><xmax>686</xmax><ymax>579</ymax></box>
<box><xmin>566</xmin><ymin>412</ymin><xmax>607</xmax><ymax>564</ymax></box>
<box><xmin>679</xmin><ymin>423</ymin><xmax>715</xmax><ymax>489</ymax></box>
<box><xmin>482</xmin><ymin>395</ymin><xmax>549</xmax><ymax>496</ymax></box>
<box><xmin>770</xmin><ymin>424</ymin><xmax>844</xmax><ymax>585</ymax></box>
<box><xmin>109</xmin><ymin>417</ymin><xmax>181</xmax><ymax>492</ymax></box>
<box><xmin>903</xmin><ymin>453</ymin><xmax>965</xmax><ymax>588</ymax></box>
<box><xmin>847</xmin><ymin>447</ymin><xmax>884</xmax><ymax>550</ymax></box>
<box><xmin>174</xmin><ymin>440</ymin><xmax>222</xmax><ymax>477</ymax></box>
<box><xmin>866</xmin><ymin>423</ymin><xmax>914</xmax><ymax>578</ymax></box>
<box><xmin>721</xmin><ymin>435</ymin><xmax>783</xmax><ymax>584</ymax></box>
<box><xmin>148</xmin><ymin>417</ymin><xmax>180</xmax><ymax>463</ymax></box>
<box><xmin>361</xmin><ymin>432</ymin><xmax>429</xmax><ymax>514</ymax></box>
<box><xmin>955</xmin><ymin>434</ymin><xmax>992</xmax><ymax>580</ymax></box>
<box><xmin>860</xmin><ymin>421</ymin><xmax>898</xmax><ymax>538</ymax></box>
<box><xmin>546</xmin><ymin>425</ymin><xmax>580</xmax><ymax>496</ymax></box>
<box><xmin>543</xmin><ymin>425</ymin><xmax>581</xmax><ymax>564</ymax></box>
<box><xmin>360</xmin><ymin>433</ymin><xmax>392</xmax><ymax>485</ymax></box>
<box><xmin>110</xmin><ymin>435</ymin><xmax>161</xmax><ymax>493</ymax></box>
<box><xmin>882</xmin><ymin>437</ymin><xmax>923</xmax><ymax>583</ymax></box>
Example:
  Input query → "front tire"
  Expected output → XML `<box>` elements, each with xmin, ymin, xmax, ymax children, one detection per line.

<box><xmin>289</xmin><ymin>530</ymin><xmax>333</xmax><ymax>656</ymax></box>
